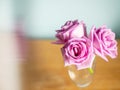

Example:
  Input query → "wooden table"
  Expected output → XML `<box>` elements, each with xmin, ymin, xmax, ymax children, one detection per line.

<box><xmin>22</xmin><ymin>39</ymin><xmax>120</xmax><ymax>90</ymax></box>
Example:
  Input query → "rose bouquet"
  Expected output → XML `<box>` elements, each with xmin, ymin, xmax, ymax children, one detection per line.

<box><xmin>54</xmin><ymin>20</ymin><xmax>118</xmax><ymax>87</ymax></box>
<box><xmin>54</xmin><ymin>20</ymin><xmax>118</xmax><ymax>72</ymax></box>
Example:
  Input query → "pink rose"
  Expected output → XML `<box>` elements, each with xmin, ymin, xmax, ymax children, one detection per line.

<box><xmin>90</xmin><ymin>25</ymin><xmax>118</xmax><ymax>61</ymax></box>
<box><xmin>61</xmin><ymin>37</ymin><xmax>95</xmax><ymax>70</ymax></box>
<box><xmin>55</xmin><ymin>20</ymin><xmax>87</xmax><ymax>44</ymax></box>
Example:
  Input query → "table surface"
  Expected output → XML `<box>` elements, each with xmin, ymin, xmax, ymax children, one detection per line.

<box><xmin>22</xmin><ymin>39</ymin><xmax>120</xmax><ymax>90</ymax></box>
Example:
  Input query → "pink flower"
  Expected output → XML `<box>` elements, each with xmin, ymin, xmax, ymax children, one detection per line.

<box><xmin>55</xmin><ymin>20</ymin><xmax>87</xmax><ymax>44</ymax></box>
<box><xmin>90</xmin><ymin>25</ymin><xmax>118</xmax><ymax>61</ymax></box>
<box><xmin>61</xmin><ymin>37</ymin><xmax>95</xmax><ymax>70</ymax></box>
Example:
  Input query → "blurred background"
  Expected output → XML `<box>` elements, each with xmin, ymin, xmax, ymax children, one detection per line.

<box><xmin>0</xmin><ymin>0</ymin><xmax>120</xmax><ymax>90</ymax></box>
<box><xmin>1</xmin><ymin>0</ymin><xmax>120</xmax><ymax>38</ymax></box>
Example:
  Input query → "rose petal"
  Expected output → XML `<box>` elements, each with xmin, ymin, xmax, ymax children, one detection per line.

<box><xmin>76</xmin><ymin>54</ymin><xmax>95</xmax><ymax>70</ymax></box>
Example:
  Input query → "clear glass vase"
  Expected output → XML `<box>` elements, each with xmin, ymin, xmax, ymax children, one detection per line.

<box><xmin>67</xmin><ymin>60</ymin><xmax>96</xmax><ymax>87</ymax></box>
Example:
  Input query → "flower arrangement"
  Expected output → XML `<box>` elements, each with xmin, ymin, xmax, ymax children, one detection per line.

<box><xmin>54</xmin><ymin>20</ymin><xmax>118</xmax><ymax>72</ymax></box>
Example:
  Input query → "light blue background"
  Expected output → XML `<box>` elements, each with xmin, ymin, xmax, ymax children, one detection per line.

<box><xmin>14</xmin><ymin>0</ymin><xmax>120</xmax><ymax>39</ymax></box>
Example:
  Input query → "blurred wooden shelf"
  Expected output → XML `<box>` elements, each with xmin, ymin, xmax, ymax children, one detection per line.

<box><xmin>22</xmin><ymin>39</ymin><xmax>120</xmax><ymax>90</ymax></box>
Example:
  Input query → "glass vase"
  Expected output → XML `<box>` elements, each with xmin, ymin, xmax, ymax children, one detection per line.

<box><xmin>67</xmin><ymin>60</ymin><xmax>96</xmax><ymax>87</ymax></box>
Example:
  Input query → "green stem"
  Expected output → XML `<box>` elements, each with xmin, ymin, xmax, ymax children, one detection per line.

<box><xmin>88</xmin><ymin>68</ymin><xmax>94</xmax><ymax>74</ymax></box>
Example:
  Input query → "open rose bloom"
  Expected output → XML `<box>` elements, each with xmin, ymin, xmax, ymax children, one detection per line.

<box><xmin>55</xmin><ymin>20</ymin><xmax>87</xmax><ymax>44</ymax></box>
<box><xmin>54</xmin><ymin>20</ymin><xmax>118</xmax><ymax>70</ymax></box>
<box><xmin>90</xmin><ymin>25</ymin><xmax>118</xmax><ymax>62</ymax></box>
<box><xmin>61</xmin><ymin>37</ymin><xmax>95</xmax><ymax>70</ymax></box>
